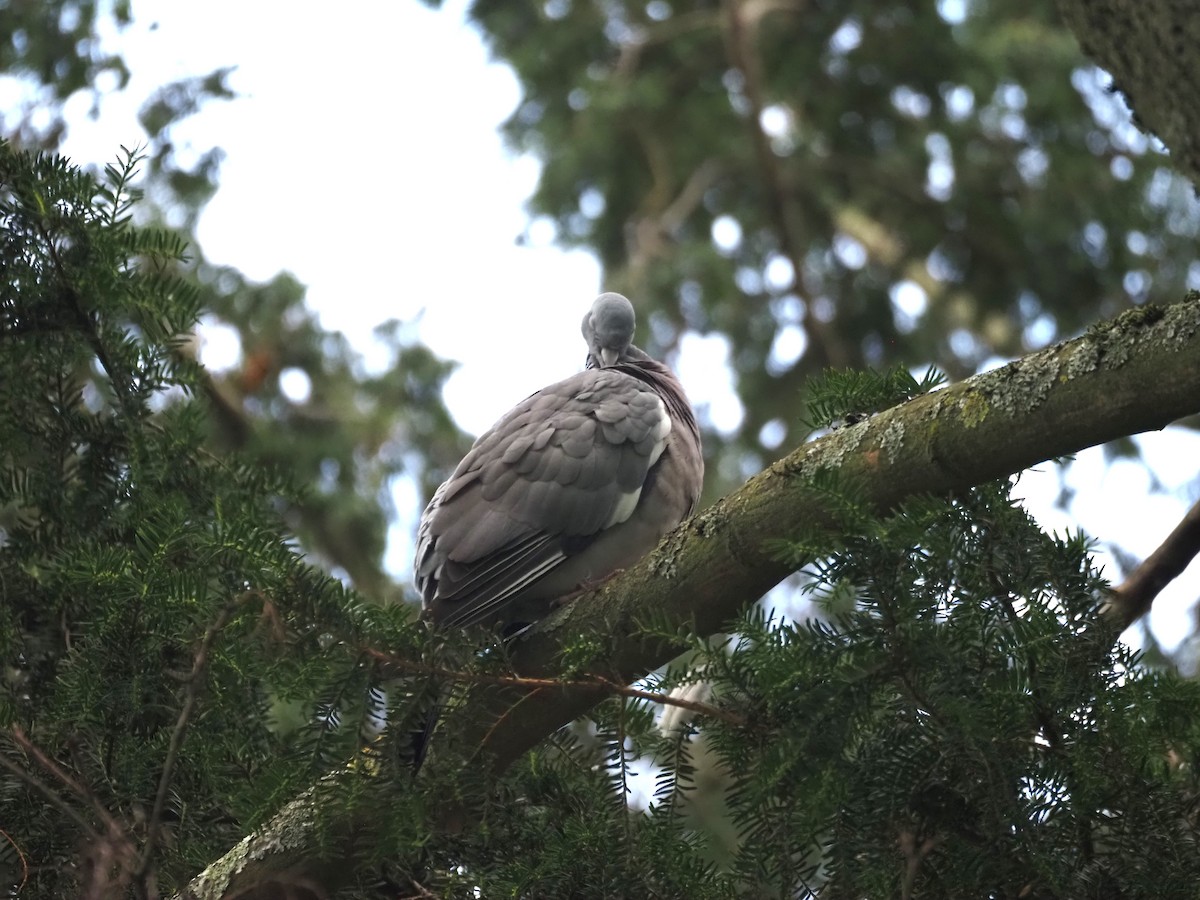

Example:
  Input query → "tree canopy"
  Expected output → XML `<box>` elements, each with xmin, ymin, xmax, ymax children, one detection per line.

<box><xmin>3</xmin><ymin>1</ymin><xmax>1200</xmax><ymax>897</ymax></box>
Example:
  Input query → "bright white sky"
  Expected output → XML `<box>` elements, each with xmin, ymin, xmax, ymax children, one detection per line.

<box><xmin>59</xmin><ymin>0</ymin><xmax>602</xmax><ymax>431</ymax></box>
<box><xmin>38</xmin><ymin>0</ymin><xmax>1200</xmax><ymax>655</ymax></box>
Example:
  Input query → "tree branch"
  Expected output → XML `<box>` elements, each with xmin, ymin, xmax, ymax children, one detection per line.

<box><xmin>6</xmin><ymin>726</ymin><xmax>139</xmax><ymax>898</ymax></box>
<box><xmin>360</xmin><ymin>647</ymin><xmax>753</xmax><ymax>730</ymax></box>
<box><xmin>1055</xmin><ymin>0</ymin><xmax>1200</xmax><ymax>189</ymax></box>
<box><xmin>444</xmin><ymin>299</ymin><xmax>1200</xmax><ymax>777</ymax></box>
<box><xmin>140</xmin><ymin>595</ymin><xmax>249</xmax><ymax>878</ymax></box>
<box><xmin>183</xmin><ymin>295</ymin><xmax>1200</xmax><ymax>897</ymax></box>
<box><xmin>1106</xmin><ymin>496</ymin><xmax>1200</xmax><ymax>630</ymax></box>
<box><xmin>721</xmin><ymin>0</ymin><xmax>849</xmax><ymax>369</ymax></box>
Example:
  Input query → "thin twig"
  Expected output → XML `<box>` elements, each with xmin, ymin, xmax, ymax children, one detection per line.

<box><xmin>5</xmin><ymin>728</ymin><xmax>140</xmax><ymax>896</ymax></box>
<box><xmin>622</xmin><ymin>155</ymin><xmax>724</xmax><ymax>298</ymax></box>
<box><xmin>594</xmin><ymin>676</ymin><xmax>751</xmax><ymax>729</ymax></box>
<box><xmin>0</xmin><ymin>749</ymin><xmax>99</xmax><ymax>840</ymax></box>
<box><xmin>138</xmin><ymin>594</ymin><xmax>248</xmax><ymax>877</ymax></box>
<box><xmin>9</xmin><ymin>726</ymin><xmax>123</xmax><ymax>836</ymax></box>
<box><xmin>0</xmin><ymin>748</ymin><xmax>139</xmax><ymax>897</ymax></box>
<box><xmin>613</xmin><ymin>9</ymin><xmax>722</xmax><ymax>78</ymax></box>
<box><xmin>898</xmin><ymin>829</ymin><xmax>943</xmax><ymax>900</ymax></box>
<box><xmin>0</xmin><ymin>826</ymin><xmax>28</xmax><ymax>891</ymax></box>
<box><xmin>1106</xmin><ymin>496</ymin><xmax>1200</xmax><ymax>630</ymax></box>
<box><xmin>400</xmin><ymin>876</ymin><xmax>440</xmax><ymax>899</ymax></box>
<box><xmin>363</xmin><ymin>648</ymin><xmax>750</xmax><ymax>728</ymax></box>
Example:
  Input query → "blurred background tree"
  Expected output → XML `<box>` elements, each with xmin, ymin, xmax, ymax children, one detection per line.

<box><xmin>6</xmin><ymin>0</ymin><xmax>1196</xmax><ymax>637</ymax></box>
<box><xmin>2</xmin><ymin>0</ymin><xmax>465</xmax><ymax>606</ymax></box>
<box><xmin>469</xmin><ymin>0</ymin><xmax>1199</xmax><ymax>483</ymax></box>
<box><xmin>4</xmin><ymin>0</ymin><xmax>1200</xmax><ymax>896</ymax></box>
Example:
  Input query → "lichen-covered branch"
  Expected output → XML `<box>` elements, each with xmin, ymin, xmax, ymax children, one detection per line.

<box><xmin>445</xmin><ymin>298</ymin><xmax>1200</xmax><ymax>777</ymax></box>
<box><xmin>183</xmin><ymin>293</ymin><xmax>1200</xmax><ymax>899</ymax></box>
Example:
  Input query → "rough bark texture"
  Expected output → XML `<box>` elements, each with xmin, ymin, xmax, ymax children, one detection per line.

<box><xmin>1056</xmin><ymin>0</ymin><xmax>1200</xmax><ymax>187</ymax></box>
<box><xmin>183</xmin><ymin>294</ymin><xmax>1200</xmax><ymax>898</ymax></box>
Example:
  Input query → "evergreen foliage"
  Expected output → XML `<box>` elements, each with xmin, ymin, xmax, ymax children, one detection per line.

<box><xmin>803</xmin><ymin>364</ymin><xmax>945</xmax><ymax>429</ymax></box>
<box><xmin>394</xmin><ymin>481</ymin><xmax>1200</xmax><ymax>898</ymax></box>
<box><xmin>3</xmin><ymin>1</ymin><xmax>1200</xmax><ymax>896</ymax></box>
<box><xmin>4</xmin><ymin>140</ymin><xmax>1200</xmax><ymax>899</ymax></box>
<box><xmin>0</xmin><ymin>143</ymin><xmax>425</xmax><ymax>896</ymax></box>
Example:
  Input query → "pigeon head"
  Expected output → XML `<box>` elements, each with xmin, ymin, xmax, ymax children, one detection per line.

<box><xmin>582</xmin><ymin>292</ymin><xmax>637</xmax><ymax>368</ymax></box>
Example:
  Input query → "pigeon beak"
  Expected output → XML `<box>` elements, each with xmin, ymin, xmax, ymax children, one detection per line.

<box><xmin>600</xmin><ymin>347</ymin><xmax>619</xmax><ymax>367</ymax></box>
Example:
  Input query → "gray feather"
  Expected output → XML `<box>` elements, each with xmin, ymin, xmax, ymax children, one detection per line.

<box><xmin>417</xmin><ymin>292</ymin><xmax>703</xmax><ymax>630</ymax></box>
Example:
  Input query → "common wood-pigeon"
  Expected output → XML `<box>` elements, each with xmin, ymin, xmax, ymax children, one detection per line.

<box><xmin>415</xmin><ymin>292</ymin><xmax>704</xmax><ymax>634</ymax></box>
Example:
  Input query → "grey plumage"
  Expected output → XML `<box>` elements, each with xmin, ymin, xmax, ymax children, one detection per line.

<box><xmin>415</xmin><ymin>292</ymin><xmax>703</xmax><ymax>633</ymax></box>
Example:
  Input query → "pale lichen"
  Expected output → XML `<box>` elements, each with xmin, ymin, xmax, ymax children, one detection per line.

<box><xmin>878</xmin><ymin>417</ymin><xmax>906</xmax><ymax>463</ymax></box>
<box><xmin>983</xmin><ymin>351</ymin><xmax>1061</xmax><ymax>418</ymax></box>
<box><xmin>957</xmin><ymin>391</ymin><xmax>989</xmax><ymax>428</ymax></box>
<box><xmin>1063</xmin><ymin>338</ymin><xmax>1101</xmax><ymax>380</ymax></box>
<box><xmin>1158</xmin><ymin>297</ymin><xmax>1200</xmax><ymax>348</ymax></box>
<box><xmin>180</xmin><ymin>788</ymin><xmax>319</xmax><ymax>898</ymax></box>
<box><xmin>648</xmin><ymin>517</ymin><xmax>697</xmax><ymax>579</ymax></box>
<box><xmin>815</xmin><ymin>418</ymin><xmax>871</xmax><ymax>472</ymax></box>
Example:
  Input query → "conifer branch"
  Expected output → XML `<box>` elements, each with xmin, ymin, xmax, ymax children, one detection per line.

<box><xmin>140</xmin><ymin>594</ymin><xmax>249</xmax><ymax>878</ymax></box>
<box><xmin>30</xmin><ymin>205</ymin><xmax>141</xmax><ymax>424</ymax></box>
<box><xmin>361</xmin><ymin>648</ymin><xmax>752</xmax><ymax>729</ymax></box>
<box><xmin>8</xmin><ymin>726</ymin><xmax>124</xmax><ymax>839</ymax></box>
<box><xmin>0</xmin><ymin>744</ymin><xmax>100</xmax><ymax>842</ymax></box>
